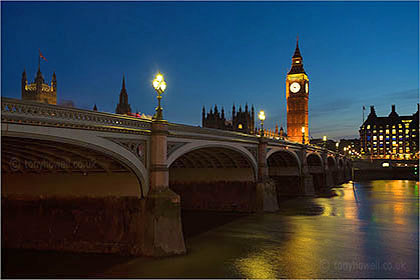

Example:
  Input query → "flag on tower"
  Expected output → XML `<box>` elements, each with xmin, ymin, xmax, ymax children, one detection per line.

<box><xmin>39</xmin><ymin>49</ymin><xmax>47</xmax><ymax>61</ymax></box>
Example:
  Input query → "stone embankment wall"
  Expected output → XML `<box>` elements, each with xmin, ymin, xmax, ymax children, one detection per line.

<box><xmin>2</xmin><ymin>195</ymin><xmax>148</xmax><ymax>255</ymax></box>
<box><xmin>170</xmin><ymin>181</ymin><xmax>257</xmax><ymax>212</ymax></box>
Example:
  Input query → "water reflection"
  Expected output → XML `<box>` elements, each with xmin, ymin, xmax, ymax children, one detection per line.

<box><xmin>2</xmin><ymin>180</ymin><xmax>419</xmax><ymax>278</ymax></box>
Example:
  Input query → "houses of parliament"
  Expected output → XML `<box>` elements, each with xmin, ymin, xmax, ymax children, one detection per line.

<box><xmin>21</xmin><ymin>39</ymin><xmax>311</xmax><ymax>143</ymax></box>
<box><xmin>202</xmin><ymin>39</ymin><xmax>309</xmax><ymax>142</ymax></box>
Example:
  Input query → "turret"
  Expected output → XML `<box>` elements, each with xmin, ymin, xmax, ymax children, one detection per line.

<box><xmin>388</xmin><ymin>104</ymin><xmax>399</xmax><ymax>119</ymax></box>
<box><xmin>35</xmin><ymin>67</ymin><xmax>44</xmax><ymax>93</ymax></box>
<box><xmin>51</xmin><ymin>72</ymin><xmax>57</xmax><ymax>91</ymax></box>
<box><xmin>232</xmin><ymin>103</ymin><xmax>236</xmax><ymax>118</ymax></box>
<box><xmin>369</xmin><ymin>106</ymin><xmax>377</xmax><ymax>117</ymax></box>
<box><xmin>288</xmin><ymin>37</ymin><xmax>306</xmax><ymax>75</ymax></box>
<box><xmin>21</xmin><ymin>69</ymin><xmax>27</xmax><ymax>94</ymax></box>
<box><xmin>21</xmin><ymin>66</ymin><xmax>57</xmax><ymax>105</ymax></box>
<box><xmin>251</xmin><ymin>105</ymin><xmax>255</xmax><ymax>132</ymax></box>
<box><xmin>93</xmin><ymin>104</ymin><xmax>98</xmax><ymax>111</ymax></box>
<box><xmin>202</xmin><ymin>106</ymin><xmax>206</xmax><ymax>126</ymax></box>
<box><xmin>115</xmin><ymin>74</ymin><xmax>132</xmax><ymax>114</ymax></box>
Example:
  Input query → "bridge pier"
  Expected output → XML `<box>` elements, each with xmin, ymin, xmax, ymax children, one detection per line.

<box><xmin>144</xmin><ymin>120</ymin><xmax>186</xmax><ymax>256</ymax></box>
<box><xmin>256</xmin><ymin>137</ymin><xmax>279</xmax><ymax>212</ymax></box>
<box><xmin>325</xmin><ymin>171</ymin><xmax>334</xmax><ymax>187</ymax></box>
<box><xmin>300</xmin><ymin>153</ymin><xmax>315</xmax><ymax>196</ymax></box>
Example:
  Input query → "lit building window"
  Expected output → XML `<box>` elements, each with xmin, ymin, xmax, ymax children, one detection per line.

<box><xmin>399</xmin><ymin>130</ymin><xmax>403</xmax><ymax>133</ymax></box>
<box><xmin>392</xmin><ymin>129</ymin><xmax>396</xmax><ymax>134</ymax></box>
<box><xmin>379</xmin><ymin>135</ymin><xmax>383</xmax><ymax>140</ymax></box>
<box><xmin>398</xmin><ymin>124</ymin><xmax>402</xmax><ymax>128</ymax></box>
<box><xmin>238</xmin><ymin>123</ymin><xmax>243</xmax><ymax>129</ymax></box>
<box><xmin>379</xmin><ymin>130</ymin><xmax>383</xmax><ymax>133</ymax></box>
<box><xmin>367</xmin><ymin>125</ymin><xmax>370</xmax><ymax>129</ymax></box>
<box><xmin>373</xmin><ymin>136</ymin><xmax>377</xmax><ymax>140</ymax></box>
<box><xmin>405</xmin><ymin>124</ymin><xmax>410</xmax><ymax>128</ymax></box>
<box><xmin>405</xmin><ymin>129</ymin><xmax>409</xmax><ymax>134</ymax></box>
<box><xmin>386</xmin><ymin>129</ymin><xmax>390</xmax><ymax>134</ymax></box>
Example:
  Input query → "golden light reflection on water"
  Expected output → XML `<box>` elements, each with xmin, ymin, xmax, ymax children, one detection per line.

<box><xmin>369</xmin><ymin>180</ymin><xmax>417</xmax><ymax>226</ymax></box>
<box><xmin>236</xmin><ymin>253</ymin><xmax>277</xmax><ymax>279</ymax></box>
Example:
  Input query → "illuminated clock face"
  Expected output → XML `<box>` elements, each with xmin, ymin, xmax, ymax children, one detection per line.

<box><xmin>305</xmin><ymin>83</ymin><xmax>308</xmax><ymax>93</ymax></box>
<box><xmin>290</xmin><ymin>82</ymin><xmax>301</xmax><ymax>93</ymax></box>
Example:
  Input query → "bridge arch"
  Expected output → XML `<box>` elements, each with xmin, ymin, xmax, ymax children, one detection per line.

<box><xmin>266</xmin><ymin>148</ymin><xmax>302</xmax><ymax>171</ymax></box>
<box><xmin>167</xmin><ymin>141</ymin><xmax>258</xmax><ymax>179</ymax></box>
<box><xmin>266</xmin><ymin>149</ymin><xmax>302</xmax><ymax>197</ymax></box>
<box><xmin>2</xmin><ymin>124</ymin><xmax>148</xmax><ymax>197</ymax></box>
<box><xmin>306</xmin><ymin>152</ymin><xmax>324</xmax><ymax>168</ymax></box>
<box><xmin>306</xmin><ymin>152</ymin><xmax>325</xmax><ymax>192</ymax></box>
<box><xmin>338</xmin><ymin>158</ymin><xmax>344</xmax><ymax>169</ymax></box>
<box><xmin>327</xmin><ymin>156</ymin><xmax>337</xmax><ymax>170</ymax></box>
<box><xmin>167</xmin><ymin>141</ymin><xmax>258</xmax><ymax>212</ymax></box>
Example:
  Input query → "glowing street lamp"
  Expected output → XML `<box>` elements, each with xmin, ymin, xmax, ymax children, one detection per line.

<box><xmin>323</xmin><ymin>135</ymin><xmax>327</xmax><ymax>149</ymax></box>
<box><xmin>152</xmin><ymin>72</ymin><xmax>167</xmax><ymax>120</ymax></box>
<box><xmin>336</xmin><ymin>142</ymin><xmax>339</xmax><ymax>153</ymax></box>
<box><xmin>301</xmin><ymin>126</ymin><xmax>305</xmax><ymax>144</ymax></box>
<box><xmin>258</xmin><ymin>110</ymin><xmax>266</xmax><ymax>136</ymax></box>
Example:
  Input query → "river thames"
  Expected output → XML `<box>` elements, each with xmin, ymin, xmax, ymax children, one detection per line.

<box><xmin>2</xmin><ymin>180</ymin><xmax>419</xmax><ymax>278</ymax></box>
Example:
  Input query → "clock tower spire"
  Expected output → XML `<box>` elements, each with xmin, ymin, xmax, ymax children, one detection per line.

<box><xmin>286</xmin><ymin>38</ymin><xmax>309</xmax><ymax>143</ymax></box>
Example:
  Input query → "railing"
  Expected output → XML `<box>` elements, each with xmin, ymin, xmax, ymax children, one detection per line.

<box><xmin>0</xmin><ymin>97</ymin><xmax>349</xmax><ymax>158</ymax></box>
<box><xmin>1</xmin><ymin>97</ymin><xmax>151</xmax><ymax>132</ymax></box>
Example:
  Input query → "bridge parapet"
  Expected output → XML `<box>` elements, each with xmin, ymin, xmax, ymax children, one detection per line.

<box><xmin>1</xmin><ymin>97</ymin><xmax>151</xmax><ymax>134</ymax></box>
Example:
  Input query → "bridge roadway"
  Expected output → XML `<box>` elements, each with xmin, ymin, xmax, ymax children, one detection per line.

<box><xmin>1</xmin><ymin>98</ymin><xmax>352</xmax><ymax>256</ymax></box>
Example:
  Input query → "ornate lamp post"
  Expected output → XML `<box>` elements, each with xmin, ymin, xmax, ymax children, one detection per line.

<box><xmin>323</xmin><ymin>135</ymin><xmax>327</xmax><ymax>149</ymax></box>
<box><xmin>152</xmin><ymin>72</ymin><xmax>167</xmax><ymax>120</ymax></box>
<box><xmin>336</xmin><ymin>142</ymin><xmax>339</xmax><ymax>153</ymax></box>
<box><xmin>301</xmin><ymin>126</ymin><xmax>305</xmax><ymax>144</ymax></box>
<box><xmin>258</xmin><ymin>110</ymin><xmax>266</xmax><ymax>136</ymax></box>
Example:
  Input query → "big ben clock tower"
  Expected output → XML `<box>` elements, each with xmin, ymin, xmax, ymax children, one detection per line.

<box><xmin>286</xmin><ymin>39</ymin><xmax>309</xmax><ymax>143</ymax></box>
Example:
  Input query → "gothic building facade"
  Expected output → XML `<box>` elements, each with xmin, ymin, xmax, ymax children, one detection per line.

<box><xmin>115</xmin><ymin>75</ymin><xmax>132</xmax><ymax>115</ymax></box>
<box><xmin>21</xmin><ymin>66</ymin><xmax>57</xmax><ymax>105</ymax></box>
<box><xmin>359</xmin><ymin>104</ymin><xmax>419</xmax><ymax>159</ymax></box>
<box><xmin>202</xmin><ymin>104</ymin><xmax>255</xmax><ymax>134</ymax></box>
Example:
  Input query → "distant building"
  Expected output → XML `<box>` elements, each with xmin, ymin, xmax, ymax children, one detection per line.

<box><xmin>310</xmin><ymin>138</ymin><xmax>340</xmax><ymax>151</ymax></box>
<box><xmin>359</xmin><ymin>104</ymin><xmax>419</xmax><ymax>160</ymax></box>
<box><xmin>115</xmin><ymin>75</ymin><xmax>132</xmax><ymax>115</ymax></box>
<box><xmin>202</xmin><ymin>104</ymin><xmax>255</xmax><ymax>134</ymax></box>
<box><xmin>21</xmin><ymin>66</ymin><xmax>57</xmax><ymax>105</ymax></box>
<box><xmin>338</xmin><ymin>138</ymin><xmax>361</xmax><ymax>156</ymax></box>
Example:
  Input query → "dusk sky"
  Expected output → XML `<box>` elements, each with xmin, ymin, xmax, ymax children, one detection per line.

<box><xmin>2</xmin><ymin>1</ymin><xmax>419</xmax><ymax>140</ymax></box>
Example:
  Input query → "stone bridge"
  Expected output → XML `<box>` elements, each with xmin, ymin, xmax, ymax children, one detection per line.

<box><xmin>1</xmin><ymin>97</ymin><xmax>352</xmax><ymax>256</ymax></box>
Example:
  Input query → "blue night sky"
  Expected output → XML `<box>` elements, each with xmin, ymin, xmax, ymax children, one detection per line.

<box><xmin>2</xmin><ymin>1</ymin><xmax>419</xmax><ymax>139</ymax></box>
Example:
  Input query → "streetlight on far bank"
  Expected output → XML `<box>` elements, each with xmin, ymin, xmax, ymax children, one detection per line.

<box><xmin>152</xmin><ymin>72</ymin><xmax>167</xmax><ymax>120</ymax></box>
<box><xmin>258</xmin><ymin>110</ymin><xmax>266</xmax><ymax>136</ymax></box>
<box><xmin>323</xmin><ymin>135</ymin><xmax>327</xmax><ymax>149</ymax></box>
